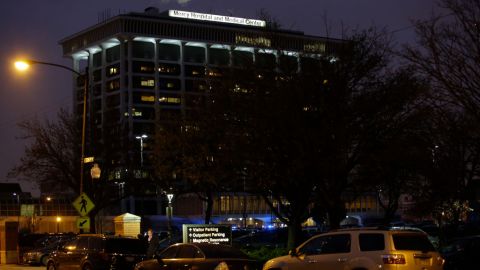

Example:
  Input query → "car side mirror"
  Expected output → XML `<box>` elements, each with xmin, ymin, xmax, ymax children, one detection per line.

<box><xmin>156</xmin><ymin>257</ymin><xmax>164</xmax><ymax>265</ymax></box>
<box><xmin>289</xmin><ymin>248</ymin><xmax>298</xmax><ymax>257</ymax></box>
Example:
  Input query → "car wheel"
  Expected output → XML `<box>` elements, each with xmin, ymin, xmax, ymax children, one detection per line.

<box><xmin>83</xmin><ymin>264</ymin><xmax>93</xmax><ymax>270</ymax></box>
<box><xmin>47</xmin><ymin>262</ymin><xmax>56</xmax><ymax>270</ymax></box>
<box><xmin>40</xmin><ymin>255</ymin><xmax>49</xmax><ymax>266</ymax></box>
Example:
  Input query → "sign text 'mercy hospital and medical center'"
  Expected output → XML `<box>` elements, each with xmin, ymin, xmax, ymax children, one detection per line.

<box><xmin>169</xmin><ymin>10</ymin><xmax>266</xmax><ymax>28</ymax></box>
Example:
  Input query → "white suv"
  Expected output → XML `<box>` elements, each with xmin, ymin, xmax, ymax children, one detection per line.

<box><xmin>263</xmin><ymin>227</ymin><xmax>444</xmax><ymax>270</ymax></box>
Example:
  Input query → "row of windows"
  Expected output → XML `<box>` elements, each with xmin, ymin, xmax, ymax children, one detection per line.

<box><xmin>215</xmin><ymin>195</ymin><xmax>272</xmax><ymax>214</ymax></box>
<box><xmin>63</xmin><ymin>16</ymin><xmax>340</xmax><ymax>57</ymax></box>
<box><xmin>345</xmin><ymin>196</ymin><xmax>377</xmax><ymax>213</ymax></box>
<box><xmin>90</xmin><ymin>42</ymin><xmax>319</xmax><ymax>71</ymax></box>
<box><xmin>78</xmin><ymin>69</ymin><xmax>286</xmax><ymax>104</ymax></box>
<box><xmin>88</xmin><ymin>89</ymin><xmax>205</xmax><ymax>113</ymax></box>
<box><xmin>121</xmin><ymin>18</ymin><xmax>321</xmax><ymax>52</ymax></box>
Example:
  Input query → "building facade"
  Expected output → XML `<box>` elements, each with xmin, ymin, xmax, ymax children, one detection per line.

<box><xmin>59</xmin><ymin>8</ymin><xmax>347</xmax><ymax>226</ymax></box>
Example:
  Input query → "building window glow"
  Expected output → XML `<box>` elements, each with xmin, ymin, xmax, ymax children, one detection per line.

<box><xmin>141</xmin><ymin>66</ymin><xmax>152</xmax><ymax>72</ymax></box>
<box><xmin>207</xmin><ymin>69</ymin><xmax>223</xmax><ymax>77</ymax></box>
<box><xmin>107</xmin><ymin>79</ymin><xmax>120</xmax><ymax>91</ymax></box>
<box><xmin>304</xmin><ymin>42</ymin><xmax>326</xmax><ymax>53</ymax></box>
<box><xmin>109</xmin><ymin>67</ymin><xmax>119</xmax><ymax>76</ymax></box>
<box><xmin>141</xmin><ymin>95</ymin><xmax>155</xmax><ymax>102</ymax></box>
<box><xmin>140</xmin><ymin>79</ymin><xmax>155</xmax><ymax>87</ymax></box>
<box><xmin>157</xmin><ymin>63</ymin><xmax>180</xmax><ymax>75</ymax></box>
<box><xmin>159</xmin><ymin>96</ymin><xmax>181</xmax><ymax>104</ymax></box>
<box><xmin>236</xmin><ymin>35</ymin><xmax>271</xmax><ymax>47</ymax></box>
<box><xmin>128</xmin><ymin>108</ymin><xmax>143</xmax><ymax>117</ymax></box>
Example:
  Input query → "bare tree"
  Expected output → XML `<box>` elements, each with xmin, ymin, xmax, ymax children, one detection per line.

<box><xmin>403</xmin><ymin>0</ymin><xmax>480</xmax><ymax>120</ymax></box>
<box><xmin>403</xmin><ymin>0</ymin><xmax>480</xmax><ymax>224</ymax></box>
<box><xmin>9</xmin><ymin>109</ymin><xmax>79</xmax><ymax>193</ymax></box>
<box><xmin>9</xmin><ymin>109</ymin><xmax>132</xmax><ymax>232</ymax></box>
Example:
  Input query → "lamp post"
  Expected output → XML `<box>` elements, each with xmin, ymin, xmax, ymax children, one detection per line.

<box><xmin>13</xmin><ymin>192</ymin><xmax>20</xmax><ymax>230</ymax></box>
<box><xmin>166</xmin><ymin>192</ymin><xmax>174</xmax><ymax>237</ymax></box>
<box><xmin>135</xmin><ymin>134</ymin><xmax>148</xmax><ymax>168</ymax></box>
<box><xmin>14</xmin><ymin>59</ymin><xmax>89</xmax><ymax>195</ymax></box>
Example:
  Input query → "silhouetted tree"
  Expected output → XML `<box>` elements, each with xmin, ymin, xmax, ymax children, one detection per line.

<box><xmin>9</xmin><ymin>109</ymin><xmax>132</xmax><ymax>232</ymax></box>
<box><xmin>403</xmin><ymin>0</ymin><xmax>480</xmax><ymax>223</ymax></box>
<box><xmin>403</xmin><ymin>0</ymin><xmax>480</xmax><ymax>121</ymax></box>
<box><xmin>356</xmin><ymin>72</ymin><xmax>433</xmax><ymax>224</ymax></box>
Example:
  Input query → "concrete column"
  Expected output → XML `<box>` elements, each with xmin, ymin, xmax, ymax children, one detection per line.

<box><xmin>0</xmin><ymin>220</ymin><xmax>19</xmax><ymax>264</ymax></box>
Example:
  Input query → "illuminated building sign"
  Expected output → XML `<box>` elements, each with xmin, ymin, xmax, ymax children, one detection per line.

<box><xmin>182</xmin><ymin>224</ymin><xmax>232</xmax><ymax>245</ymax></box>
<box><xmin>169</xmin><ymin>10</ymin><xmax>266</xmax><ymax>28</ymax></box>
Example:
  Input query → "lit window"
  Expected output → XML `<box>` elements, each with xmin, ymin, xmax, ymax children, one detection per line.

<box><xmin>130</xmin><ymin>108</ymin><xmax>143</xmax><ymax>117</ymax></box>
<box><xmin>141</xmin><ymin>79</ymin><xmax>155</xmax><ymax>87</ymax></box>
<box><xmin>207</xmin><ymin>70</ymin><xmax>222</xmax><ymax>77</ymax></box>
<box><xmin>167</xmin><ymin>82</ymin><xmax>175</xmax><ymax>88</ymax></box>
<box><xmin>107</xmin><ymin>79</ymin><xmax>120</xmax><ymax>91</ymax></box>
<box><xmin>141</xmin><ymin>95</ymin><xmax>155</xmax><ymax>102</ymax></box>
<box><xmin>159</xmin><ymin>96</ymin><xmax>181</xmax><ymax>104</ymax></box>
<box><xmin>109</xmin><ymin>67</ymin><xmax>119</xmax><ymax>76</ymax></box>
<box><xmin>233</xmin><ymin>84</ymin><xmax>248</xmax><ymax>93</ymax></box>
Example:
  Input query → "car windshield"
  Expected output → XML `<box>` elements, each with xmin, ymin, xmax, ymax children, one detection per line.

<box><xmin>392</xmin><ymin>233</ymin><xmax>435</xmax><ymax>252</ymax></box>
<box><xmin>105</xmin><ymin>238</ymin><xmax>145</xmax><ymax>254</ymax></box>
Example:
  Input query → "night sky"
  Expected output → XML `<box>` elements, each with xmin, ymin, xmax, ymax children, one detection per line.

<box><xmin>0</xmin><ymin>0</ymin><xmax>440</xmax><ymax>196</ymax></box>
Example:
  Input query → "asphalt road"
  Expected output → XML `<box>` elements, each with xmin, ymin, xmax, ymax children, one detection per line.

<box><xmin>0</xmin><ymin>265</ymin><xmax>42</xmax><ymax>270</ymax></box>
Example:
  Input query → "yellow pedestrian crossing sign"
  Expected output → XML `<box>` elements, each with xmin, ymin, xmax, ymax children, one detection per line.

<box><xmin>72</xmin><ymin>193</ymin><xmax>95</xmax><ymax>216</ymax></box>
<box><xmin>77</xmin><ymin>217</ymin><xmax>90</xmax><ymax>232</ymax></box>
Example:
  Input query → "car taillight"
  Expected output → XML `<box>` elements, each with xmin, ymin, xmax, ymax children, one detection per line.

<box><xmin>382</xmin><ymin>254</ymin><xmax>406</xmax><ymax>264</ymax></box>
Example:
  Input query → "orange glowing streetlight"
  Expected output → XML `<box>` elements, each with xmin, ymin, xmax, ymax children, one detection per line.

<box><xmin>14</xmin><ymin>61</ymin><xmax>30</xmax><ymax>71</ymax></box>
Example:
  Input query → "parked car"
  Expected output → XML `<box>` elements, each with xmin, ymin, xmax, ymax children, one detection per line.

<box><xmin>441</xmin><ymin>235</ymin><xmax>480</xmax><ymax>270</ymax></box>
<box><xmin>134</xmin><ymin>243</ymin><xmax>260</xmax><ymax>270</ymax></box>
<box><xmin>23</xmin><ymin>235</ymin><xmax>75</xmax><ymax>265</ymax></box>
<box><xmin>46</xmin><ymin>234</ymin><xmax>146</xmax><ymax>270</ymax></box>
<box><xmin>20</xmin><ymin>233</ymin><xmax>77</xmax><ymax>265</ymax></box>
<box><xmin>263</xmin><ymin>227</ymin><xmax>445</xmax><ymax>270</ymax></box>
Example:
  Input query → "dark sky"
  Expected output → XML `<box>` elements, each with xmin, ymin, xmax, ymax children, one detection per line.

<box><xmin>0</xmin><ymin>0</ymin><xmax>440</xmax><ymax>196</ymax></box>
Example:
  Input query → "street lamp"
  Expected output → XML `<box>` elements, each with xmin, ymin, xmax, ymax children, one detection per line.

<box><xmin>166</xmin><ymin>192</ymin><xmax>174</xmax><ymax>237</ymax></box>
<box><xmin>13</xmin><ymin>192</ymin><xmax>20</xmax><ymax>230</ymax></box>
<box><xmin>135</xmin><ymin>134</ymin><xmax>148</xmax><ymax>167</ymax></box>
<box><xmin>14</xmin><ymin>59</ymin><xmax>89</xmax><ymax>195</ymax></box>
